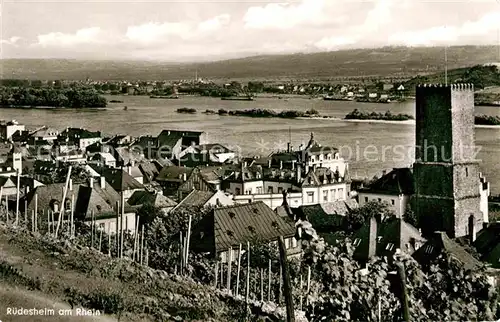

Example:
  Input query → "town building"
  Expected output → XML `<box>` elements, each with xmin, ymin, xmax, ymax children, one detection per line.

<box><xmin>189</xmin><ymin>201</ymin><xmax>300</xmax><ymax>262</ymax></box>
<box><xmin>173</xmin><ymin>189</ymin><xmax>233</xmax><ymax>211</ymax></box>
<box><xmin>0</xmin><ymin>120</ymin><xmax>25</xmax><ymax>141</ymax></box>
<box><xmin>58</xmin><ymin>128</ymin><xmax>102</xmax><ymax>150</ymax></box>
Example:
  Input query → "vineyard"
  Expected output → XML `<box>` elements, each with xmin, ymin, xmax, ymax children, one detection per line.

<box><xmin>1</xmin><ymin>201</ymin><xmax>500</xmax><ymax>321</ymax></box>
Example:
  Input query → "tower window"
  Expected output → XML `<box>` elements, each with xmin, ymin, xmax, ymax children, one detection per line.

<box><xmin>465</xmin><ymin>167</ymin><xmax>469</xmax><ymax>177</ymax></box>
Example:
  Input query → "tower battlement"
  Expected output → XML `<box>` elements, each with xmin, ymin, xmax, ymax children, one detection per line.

<box><xmin>416</xmin><ymin>83</ymin><xmax>474</xmax><ymax>91</ymax></box>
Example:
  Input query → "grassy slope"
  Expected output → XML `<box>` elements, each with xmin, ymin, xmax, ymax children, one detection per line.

<box><xmin>1</xmin><ymin>46</ymin><xmax>499</xmax><ymax>81</ymax></box>
<box><xmin>0</xmin><ymin>224</ymin><xmax>249</xmax><ymax>322</ymax></box>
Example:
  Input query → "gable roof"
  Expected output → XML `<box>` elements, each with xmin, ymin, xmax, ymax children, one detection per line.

<box><xmin>362</xmin><ymin>167</ymin><xmax>414</xmax><ymax>195</ymax></box>
<box><xmin>90</xmin><ymin>166</ymin><xmax>144</xmax><ymax>192</ymax></box>
<box><xmin>473</xmin><ymin>223</ymin><xmax>500</xmax><ymax>268</ymax></box>
<box><xmin>298</xmin><ymin>200</ymin><xmax>357</xmax><ymax>229</ymax></box>
<box><xmin>139</xmin><ymin>161</ymin><xmax>160</xmax><ymax>183</ymax></box>
<box><xmin>127</xmin><ymin>190</ymin><xmax>177</xmax><ymax>208</ymax></box>
<box><xmin>74</xmin><ymin>182</ymin><xmax>132</xmax><ymax>220</ymax></box>
<box><xmin>353</xmin><ymin>217</ymin><xmax>426</xmax><ymax>262</ymax></box>
<box><xmin>25</xmin><ymin>182</ymin><xmax>81</xmax><ymax>215</ymax></box>
<box><xmin>192</xmin><ymin>201</ymin><xmax>296</xmax><ymax>253</ymax></box>
<box><xmin>156</xmin><ymin>166</ymin><xmax>193</xmax><ymax>182</ymax></box>
<box><xmin>176</xmin><ymin>190</ymin><xmax>216</xmax><ymax>208</ymax></box>
<box><xmin>301</xmin><ymin>167</ymin><xmax>340</xmax><ymax>187</ymax></box>
<box><xmin>413</xmin><ymin>231</ymin><xmax>482</xmax><ymax>271</ymax></box>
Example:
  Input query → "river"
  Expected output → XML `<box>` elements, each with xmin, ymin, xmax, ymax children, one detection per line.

<box><xmin>1</xmin><ymin>95</ymin><xmax>499</xmax><ymax>195</ymax></box>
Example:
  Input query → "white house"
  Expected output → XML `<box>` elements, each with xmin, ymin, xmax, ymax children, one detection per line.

<box><xmin>357</xmin><ymin>168</ymin><xmax>415</xmax><ymax>217</ymax></box>
<box><xmin>0</xmin><ymin>120</ymin><xmax>25</xmax><ymax>141</ymax></box>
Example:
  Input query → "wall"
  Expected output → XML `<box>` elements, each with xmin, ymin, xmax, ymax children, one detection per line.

<box><xmin>80</xmin><ymin>137</ymin><xmax>102</xmax><ymax>149</ymax></box>
<box><xmin>94</xmin><ymin>212</ymin><xmax>136</xmax><ymax>234</ymax></box>
<box><xmin>233</xmin><ymin>192</ymin><xmax>302</xmax><ymax>209</ymax></box>
<box><xmin>302</xmin><ymin>183</ymin><xmax>347</xmax><ymax>205</ymax></box>
<box><xmin>207</xmin><ymin>190</ymin><xmax>234</xmax><ymax>207</ymax></box>
<box><xmin>358</xmin><ymin>192</ymin><xmax>407</xmax><ymax>218</ymax></box>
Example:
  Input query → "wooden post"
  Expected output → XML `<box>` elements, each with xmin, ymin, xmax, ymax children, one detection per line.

<box><xmin>279</xmin><ymin>265</ymin><xmax>283</xmax><ymax>305</ymax></box>
<box><xmin>268</xmin><ymin>259</ymin><xmax>272</xmax><ymax>302</ymax></box>
<box><xmin>70</xmin><ymin>194</ymin><xmax>74</xmax><ymax>238</ymax></box>
<box><xmin>260</xmin><ymin>268</ymin><xmax>264</xmax><ymax>302</ymax></box>
<box><xmin>245</xmin><ymin>242</ymin><xmax>250</xmax><ymax>304</ymax></box>
<box><xmin>396</xmin><ymin>262</ymin><xmax>410</xmax><ymax>322</ymax></box>
<box><xmin>91</xmin><ymin>210</ymin><xmax>95</xmax><ymax>249</ymax></box>
<box><xmin>51</xmin><ymin>210</ymin><xmax>55</xmax><ymax>236</ymax></box>
<box><xmin>24</xmin><ymin>199</ymin><xmax>27</xmax><ymax>226</ymax></box>
<box><xmin>235</xmin><ymin>243</ymin><xmax>242</xmax><ymax>297</ymax></box>
<box><xmin>34</xmin><ymin>193</ymin><xmax>38</xmax><ymax>222</ymax></box>
<box><xmin>133</xmin><ymin>219</ymin><xmax>139</xmax><ymax>261</ymax></box>
<box><xmin>99</xmin><ymin>228</ymin><xmax>103</xmax><ymax>252</ymax></box>
<box><xmin>299</xmin><ymin>274</ymin><xmax>303</xmax><ymax>310</ymax></box>
<box><xmin>47</xmin><ymin>210</ymin><xmax>51</xmax><ymax>235</ymax></box>
<box><xmin>214</xmin><ymin>261</ymin><xmax>219</xmax><ymax>287</ymax></box>
<box><xmin>15</xmin><ymin>170</ymin><xmax>20</xmax><ymax>225</ymax></box>
<box><xmin>226</xmin><ymin>247</ymin><xmax>232</xmax><ymax>293</ymax></box>
<box><xmin>140</xmin><ymin>225</ymin><xmax>145</xmax><ymax>265</ymax></box>
<box><xmin>145</xmin><ymin>248</ymin><xmax>149</xmax><ymax>266</ymax></box>
<box><xmin>278</xmin><ymin>236</ymin><xmax>295</xmax><ymax>322</ymax></box>
<box><xmin>107</xmin><ymin>225</ymin><xmax>111</xmax><ymax>257</ymax></box>
<box><xmin>184</xmin><ymin>215</ymin><xmax>192</xmax><ymax>266</ymax></box>
<box><xmin>120</xmin><ymin>193</ymin><xmax>124</xmax><ymax>259</ymax></box>
<box><xmin>179</xmin><ymin>231</ymin><xmax>183</xmax><ymax>273</ymax></box>
<box><xmin>6</xmin><ymin>194</ymin><xmax>9</xmax><ymax>223</ymax></box>
<box><xmin>31</xmin><ymin>210</ymin><xmax>34</xmax><ymax>233</ymax></box>
<box><xmin>306</xmin><ymin>266</ymin><xmax>311</xmax><ymax>306</ymax></box>
<box><xmin>55</xmin><ymin>165</ymin><xmax>72</xmax><ymax>238</ymax></box>
<box><xmin>115</xmin><ymin>201</ymin><xmax>119</xmax><ymax>256</ymax></box>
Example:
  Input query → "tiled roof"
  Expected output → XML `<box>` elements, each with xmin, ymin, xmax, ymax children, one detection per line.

<box><xmin>127</xmin><ymin>190</ymin><xmax>177</xmax><ymax>208</ymax></box>
<box><xmin>90</xmin><ymin>166</ymin><xmax>144</xmax><ymax>192</ymax></box>
<box><xmin>139</xmin><ymin>161</ymin><xmax>160</xmax><ymax>183</ymax></box>
<box><xmin>413</xmin><ymin>231</ymin><xmax>482</xmax><ymax>271</ymax></box>
<box><xmin>176</xmin><ymin>190</ymin><xmax>215</xmax><ymax>208</ymax></box>
<box><xmin>298</xmin><ymin>200</ymin><xmax>355</xmax><ymax>229</ymax></box>
<box><xmin>115</xmin><ymin>147</ymin><xmax>144</xmax><ymax>164</ymax></box>
<box><xmin>301</xmin><ymin>167</ymin><xmax>341</xmax><ymax>187</ymax></box>
<box><xmin>200</xmin><ymin>201</ymin><xmax>296</xmax><ymax>252</ymax></box>
<box><xmin>60</xmin><ymin>128</ymin><xmax>101</xmax><ymax>139</ymax></box>
<box><xmin>353</xmin><ymin>217</ymin><xmax>426</xmax><ymax>262</ymax></box>
<box><xmin>74</xmin><ymin>182</ymin><xmax>133</xmax><ymax>220</ymax></box>
<box><xmin>473</xmin><ymin>223</ymin><xmax>500</xmax><ymax>268</ymax></box>
<box><xmin>25</xmin><ymin>182</ymin><xmax>81</xmax><ymax>215</ymax></box>
<box><xmin>156</xmin><ymin>166</ymin><xmax>193</xmax><ymax>182</ymax></box>
<box><xmin>362</xmin><ymin>168</ymin><xmax>414</xmax><ymax>195</ymax></box>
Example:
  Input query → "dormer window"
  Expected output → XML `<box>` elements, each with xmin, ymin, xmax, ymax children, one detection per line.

<box><xmin>353</xmin><ymin>238</ymin><xmax>361</xmax><ymax>247</ymax></box>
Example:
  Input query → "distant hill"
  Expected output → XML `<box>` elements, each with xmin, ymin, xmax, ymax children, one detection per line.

<box><xmin>403</xmin><ymin>64</ymin><xmax>500</xmax><ymax>91</ymax></box>
<box><xmin>1</xmin><ymin>46</ymin><xmax>499</xmax><ymax>81</ymax></box>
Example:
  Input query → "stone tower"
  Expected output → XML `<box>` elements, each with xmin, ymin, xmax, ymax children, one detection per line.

<box><xmin>413</xmin><ymin>84</ymin><xmax>483</xmax><ymax>238</ymax></box>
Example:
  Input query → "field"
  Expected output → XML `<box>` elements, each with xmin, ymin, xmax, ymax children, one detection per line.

<box><xmin>1</xmin><ymin>45</ymin><xmax>499</xmax><ymax>81</ymax></box>
<box><xmin>0</xmin><ymin>224</ymin><xmax>259</xmax><ymax>322</ymax></box>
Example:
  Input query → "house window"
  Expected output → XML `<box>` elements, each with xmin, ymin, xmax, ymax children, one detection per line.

<box><xmin>256</xmin><ymin>187</ymin><xmax>262</xmax><ymax>194</ymax></box>
<box><xmin>292</xmin><ymin>237</ymin><xmax>298</xmax><ymax>248</ymax></box>
<box><xmin>338</xmin><ymin>188</ymin><xmax>344</xmax><ymax>199</ymax></box>
<box><xmin>285</xmin><ymin>238</ymin><xmax>290</xmax><ymax>249</ymax></box>
<box><xmin>424</xmin><ymin>245</ymin><xmax>434</xmax><ymax>254</ymax></box>
<box><xmin>391</xmin><ymin>199</ymin><xmax>395</xmax><ymax>205</ymax></box>
<box><xmin>311</xmin><ymin>156</ymin><xmax>315</xmax><ymax>162</ymax></box>
<box><xmin>235</xmin><ymin>188</ymin><xmax>241</xmax><ymax>195</ymax></box>
<box><xmin>386</xmin><ymin>243</ymin><xmax>394</xmax><ymax>251</ymax></box>
<box><xmin>323</xmin><ymin>190</ymin><xmax>328</xmax><ymax>202</ymax></box>
<box><xmin>268</xmin><ymin>186</ymin><xmax>274</xmax><ymax>194</ymax></box>
<box><xmin>378</xmin><ymin>198</ymin><xmax>382</xmax><ymax>202</ymax></box>
<box><xmin>331</xmin><ymin>189</ymin><xmax>336</xmax><ymax>200</ymax></box>
<box><xmin>365</xmin><ymin>197</ymin><xmax>368</xmax><ymax>202</ymax></box>
<box><xmin>278</xmin><ymin>187</ymin><xmax>283</xmax><ymax>193</ymax></box>
<box><xmin>307</xmin><ymin>192</ymin><xmax>314</xmax><ymax>203</ymax></box>
<box><xmin>99</xmin><ymin>223</ymin><xmax>105</xmax><ymax>230</ymax></box>
<box><xmin>465</xmin><ymin>167</ymin><xmax>469</xmax><ymax>177</ymax></box>
<box><xmin>353</xmin><ymin>238</ymin><xmax>361</xmax><ymax>247</ymax></box>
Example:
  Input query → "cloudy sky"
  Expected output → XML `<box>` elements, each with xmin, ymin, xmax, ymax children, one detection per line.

<box><xmin>1</xmin><ymin>0</ymin><xmax>500</xmax><ymax>61</ymax></box>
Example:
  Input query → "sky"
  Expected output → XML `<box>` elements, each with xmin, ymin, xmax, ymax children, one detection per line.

<box><xmin>1</xmin><ymin>0</ymin><xmax>500</xmax><ymax>61</ymax></box>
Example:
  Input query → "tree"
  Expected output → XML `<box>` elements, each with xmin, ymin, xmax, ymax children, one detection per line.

<box><xmin>345</xmin><ymin>200</ymin><xmax>395</xmax><ymax>231</ymax></box>
<box><xmin>403</xmin><ymin>205</ymin><xmax>418</xmax><ymax>228</ymax></box>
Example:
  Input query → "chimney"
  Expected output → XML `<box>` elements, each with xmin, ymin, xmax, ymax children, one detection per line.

<box><xmin>100</xmin><ymin>176</ymin><xmax>106</xmax><ymax>189</ymax></box>
<box><xmin>469</xmin><ymin>215</ymin><xmax>476</xmax><ymax>243</ymax></box>
<box><xmin>127</xmin><ymin>166</ymin><xmax>132</xmax><ymax>175</ymax></box>
<box><xmin>279</xmin><ymin>161</ymin><xmax>283</xmax><ymax>170</ymax></box>
<box><xmin>69</xmin><ymin>179</ymin><xmax>73</xmax><ymax>191</ymax></box>
<box><xmin>268</xmin><ymin>159</ymin><xmax>272</xmax><ymax>168</ymax></box>
<box><xmin>292</xmin><ymin>160</ymin><xmax>296</xmax><ymax>170</ymax></box>
<box><xmin>287</xmin><ymin>142</ymin><xmax>290</xmax><ymax>153</ymax></box>
<box><xmin>90</xmin><ymin>177</ymin><xmax>94</xmax><ymax>189</ymax></box>
<box><xmin>183</xmin><ymin>172</ymin><xmax>187</xmax><ymax>182</ymax></box>
<box><xmin>382</xmin><ymin>170</ymin><xmax>387</xmax><ymax>176</ymax></box>
<box><xmin>305</xmin><ymin>164</ymin><xmax>310</xmax><ymax>174</ymax></box>
<box><xmin>368</xmin><ymin>216</ymin><xmax>377</xmax><ymax>259</ymax></box>
<box><xmin>296</xmin><ymin>164</ymin><xmax>302</xmax><ymax>183</ymax></box>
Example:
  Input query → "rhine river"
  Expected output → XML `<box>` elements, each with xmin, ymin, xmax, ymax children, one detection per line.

<box><xmin>1</xmin><ymin>95</ymin><xmax>499</xmax><ymax>195</ymax></box>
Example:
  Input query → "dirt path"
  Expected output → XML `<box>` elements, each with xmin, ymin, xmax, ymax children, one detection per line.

<box><xmin>0</xmin><ymin>285</ymin><xmax>117</xmax><ymax>322</ymax></box>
